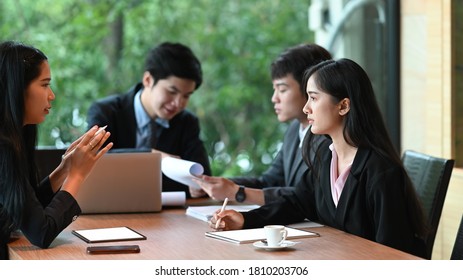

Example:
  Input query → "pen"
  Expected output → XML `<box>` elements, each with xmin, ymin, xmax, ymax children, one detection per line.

<box><xmin>62</xmin><ymin>125</ymin><xmax>107</xmax><ymax>159</ymax></box>
<box><xmin>215</xmin><ymin>197</ymin><xmax>228</xmax><ymax>229</ymax></box>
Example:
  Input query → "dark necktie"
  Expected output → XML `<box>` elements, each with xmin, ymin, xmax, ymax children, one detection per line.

<box><xmin>150</xmin><ymin>120</ymin><xmax>158</xmax><ymax>148</ymax></box>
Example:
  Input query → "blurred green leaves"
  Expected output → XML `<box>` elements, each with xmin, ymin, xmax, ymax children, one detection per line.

<box><xmin>1</xmin><ymin>0</ymin><xmax>313</xmax><ymax>176</ymax></box>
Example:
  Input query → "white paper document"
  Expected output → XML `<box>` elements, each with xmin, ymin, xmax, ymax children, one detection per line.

<box><xmin>161</xmin><ymin>157</ymin><xmax>204</xmax><ymax>189</ymax></box>
<box><xmin>161</xmin><ymin>191</ymin><xmax>186</xmax><ymax>207</ymax></box>
<box><xmin>186</xmin><ymin>204</ymin><xmax>260</xmax><ymax>222</ymax></box>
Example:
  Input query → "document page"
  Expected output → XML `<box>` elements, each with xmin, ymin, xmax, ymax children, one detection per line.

<box><xmin>161</xmin><ymin>191</ymin><xmax>186</xmax><ymax>207</ymax></box>
<box><xmin>161</xmin><ymin>157</ymin><xmax>204</xmax><ymax>189</ymax></box>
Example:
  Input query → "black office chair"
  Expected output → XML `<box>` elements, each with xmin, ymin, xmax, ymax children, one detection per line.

<box><xmin>35</xmin><ymin>147</ymin><xmax>67</xmax><ymax>180</ymax></box>
<box><xmin>451</xmin><ymin>214</ymin><xmax>463</xmax><ymax>260</ymax></box>
<box><xmin>402</xmin><ymin>150</ymin><xmax>454</xmax><ymax>259</ymax></box>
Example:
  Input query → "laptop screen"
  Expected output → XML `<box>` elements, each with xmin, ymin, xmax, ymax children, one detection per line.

<box><xmin>75</xmin><ymin>152</ymin><xmax>162</xmax><ymax>214</ymax></box>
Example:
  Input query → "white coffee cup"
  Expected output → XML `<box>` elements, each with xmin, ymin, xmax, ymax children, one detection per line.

<box><xmin>264</xmin><ymin>225</ymin><xmax>288</xmax><ymax>247</ymax></box>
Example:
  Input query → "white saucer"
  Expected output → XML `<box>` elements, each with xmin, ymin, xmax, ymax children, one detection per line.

<box><xmin>253</xmin><ymin>240</ymin><xmax>297</xmax><ymax>250</ymax></box>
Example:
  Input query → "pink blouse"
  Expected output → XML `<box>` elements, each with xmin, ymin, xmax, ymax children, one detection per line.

<box><xmin>329</xmin><ymin>144</ymin><xmax>353</xmax><ymax>207</ymax></box>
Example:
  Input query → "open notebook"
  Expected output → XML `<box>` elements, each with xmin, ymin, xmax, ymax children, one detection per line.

<box><xmin>205</xmin><ymin>227</ymin><xmax>319</xmax><ymax>244</ymax></box>
<box><xmin>75</xmin><ymin>152</ymin><xmax>162</xmax><ymax>214</ymax></box>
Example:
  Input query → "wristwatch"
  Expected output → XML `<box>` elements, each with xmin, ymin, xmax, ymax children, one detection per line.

<box><xmin>235</xmin><ymin>185</ymin><xmax>246</xmax><ymax>203</ymax></box>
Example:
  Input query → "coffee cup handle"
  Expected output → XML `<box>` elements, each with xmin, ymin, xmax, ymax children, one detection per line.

<box><xmin>280</xmin><ymin>229</ymin><xmax>288</xmax><ymax>243</ymax></box>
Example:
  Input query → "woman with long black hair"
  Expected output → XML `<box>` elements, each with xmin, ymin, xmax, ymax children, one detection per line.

<box><xmin>0</xmin><ymin>41</ymin><xmax>112</xmax><ymax>259</ymax></box>
<box><xmin>210</xmin><ymin>58</ymin><xmax>427</xmax><ymax>258</ymax></box>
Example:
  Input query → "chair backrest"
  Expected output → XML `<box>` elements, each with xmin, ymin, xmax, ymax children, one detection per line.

<box><xmin>35</xmin><ymin>147</ymin><xmax>67</xmax><ymax>179</ymax></box>
<box><xmin>402</xmin><ymin>150</ymin><xmax>454</xmax><ymax>259</ymax></box>
<box><xmin>451</xmin><ymin>214</ymin><xmax>463</xmax><ymax>260</ymax></box>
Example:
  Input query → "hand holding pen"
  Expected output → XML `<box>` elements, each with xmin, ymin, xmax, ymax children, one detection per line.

<box><xmin>209</xmin><ymin>197</ymin><xmax>245</xmax><ymax>231</ymax></box>
<box><xmin>215</xmin><ymin>197</ymin><xmax>228</xmax><ymax>229</ymax></box>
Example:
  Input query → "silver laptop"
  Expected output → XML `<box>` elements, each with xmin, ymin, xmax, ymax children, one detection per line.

<box><xmin>75</xmin><ymin>152</ymin><xmax>162</xmax><ymax>214</ymax></box>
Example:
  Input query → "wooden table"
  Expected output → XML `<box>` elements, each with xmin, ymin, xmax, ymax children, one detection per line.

<box><xmin>8</xmin><ymin>205</ymin><xmax>422</xmax><ymax>260</ymax></box>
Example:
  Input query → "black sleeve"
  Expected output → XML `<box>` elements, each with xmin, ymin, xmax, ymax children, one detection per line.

<box><xmin>242</xmin><ymin>169</ymin><xmax>316</xmax><ymax>228</ymax></box>
<box><xmin>263</xmin><ymin>187</ymin><xmax>295</xmax><ymax>204</ymax></box>
<box><xmin>366</xmin><ymin>165</ymin><xmax>422</xmax><ymax>255</ymax></box>
<box><xmin>36</xmin><ymin>176</ymin><xmax>55</xmax><ymax>207</ymax></box>
<box><xmin>20</xmin><ymin>188</ymin><xmax>81</xmax><ymax>248</ymax></box>
<box><xmin>1</xmin><ymin>145</ymin><xmax>81</xmax><ymax>249</ymax></box>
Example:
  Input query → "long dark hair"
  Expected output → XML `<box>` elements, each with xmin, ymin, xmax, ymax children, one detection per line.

<box><xmin>0</xmin><ymin>41</ymin><xmax>48</xmax><ymax>232</ymax></box>
<box><xmin>302</xmin><ymin>58</ymin><xmax>427</xmax><ymax>238</ymax></box>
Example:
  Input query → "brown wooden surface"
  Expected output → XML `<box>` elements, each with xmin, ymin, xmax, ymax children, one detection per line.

<box><xmin>8</xmin><ymin>201</ymin><xmax>422</xmax><ymax>260</ymax></box>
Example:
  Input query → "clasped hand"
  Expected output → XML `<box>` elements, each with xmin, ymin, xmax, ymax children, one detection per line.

<box><xmin>56</xmin><ymin>126</ymin><xmax>113</xmax><ymax>196</ymax></box>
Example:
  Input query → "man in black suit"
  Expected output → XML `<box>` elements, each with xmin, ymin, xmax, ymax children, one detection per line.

<box><xmin>195</xmin><ymin>44</ymin><xmax>331</xmax><ymax>205</ymax></box>
<box><xmin>87</xmin><ymin>42</ymin><xmax>211</xmax><ymax>197</ymax></box>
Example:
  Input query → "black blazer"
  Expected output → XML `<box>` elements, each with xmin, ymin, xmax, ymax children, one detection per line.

<box><xmin>242</xmin><ymin>142</ymin><xmax>426</xmax><ymax>257</ymax></box>
<box><xmin>86</xmin><ymin>83</ymin><xmax>211</xmax><ymax>195</ymax></box>
<box><xmin>231</xmin><ymin>120</ymin><xmax>307</xmax><ymax>203</ymax></box>
<box><xmin>0</xmin><ymin>174</ymin><xmax>80</xmax><ymax>260</ymax></box>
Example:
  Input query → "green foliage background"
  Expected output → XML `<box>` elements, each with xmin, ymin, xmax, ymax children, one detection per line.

<box><xmin>1</xmin><ymin>0</ymin><xmax>314</xmax><ymax>177</ymax></box>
